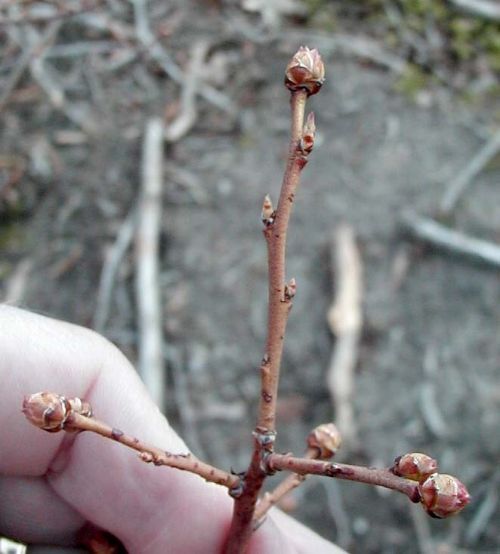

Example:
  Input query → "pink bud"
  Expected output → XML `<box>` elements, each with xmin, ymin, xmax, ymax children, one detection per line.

<box><xmin>419</xmin><ymin>473</ymin><xmax>471</xmax><ymax>518</ymax></box>
<box><xmin>285</xmin><ymin>46</ymin><xmax>325</xmax><ymax>96</ymax></box>
<box><xmin>301</xmin><ymin>112</ymin><xmax>316</xmax><ymax>153</ymax></box>
<box><xmin>307</xmin><ymin>423</ymin><xmax>342</xmax><ymax>459</ymax></box>
<box><xmin>392</xmin><ymin>453</ymin><xmax>438</xmax><ymax>481</ymax></box>
<box><xmin>22</xmin><ymin>392</ymin><xmax>70</xmax><ymax>432</ymax></box>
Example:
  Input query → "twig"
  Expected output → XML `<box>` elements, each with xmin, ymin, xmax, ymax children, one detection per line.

<box><xmin>440</xmin><ymin>129</ymin><xmax>500</xmax><ymax>215</ymax></box>
<box><xmin>0</xmin><ymin>20</ymin><xmax>60</xmax><ymax>113</ymax></box>
<box><xmin>130</xmin><ymin>0</ymin><xmax>235</xmax><ymax>115</ymax></box>
<box><xmin>135</xmin><ymin>118</ymin><xmax>165</xmax><ymax>410</ymax></box>
<box><xmin>327</xmin><ymin>224</ymin><xmax>362</xmax><ymax>451</ymax></box>
<box><xmin>266</xmin><ymin>454</ymin><xmax>421</xmax><ymax>502</ymax></box>
<box><xmin>0</xmin><ymin>0</ymin><xmax>105</xmax><ymax>25</ymax></box>
<box><xmin>164</xmin><ymin>40</ymin><xmax>209</xmax><ymax>142</ymax></box>
<box><xmin>93</xmin><ymin>208</ymin><xmax>137</xmax><ymax>334</ymax></box>
<box><xmin>22</xmin><ymin>393</ymin><xmax>238</xmax><ymax>489</ymax></box>
<box><xmin>449</xmin><ymin>0</ymin><xmax>500</xmax><ymax>21</ymax></box>
<box><xmin>401</xmin><ymin>211</ymin><xmax>500</xmax><ymax>268</ymax></box>
<box><xmin>224</xmin><ymin>47</ymin><xmax>324</xmax><ymax>553</ymax></box>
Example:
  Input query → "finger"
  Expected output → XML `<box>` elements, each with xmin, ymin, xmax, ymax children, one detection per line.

<box><xmin>0</xmin><ymin>306</ymin><xmax>341</xmax><ymax>553</ymax></box>
<box><xmin>0</xmin><ymin>476</ymin><xmax>83</xmax><ymax>545</ymax></box>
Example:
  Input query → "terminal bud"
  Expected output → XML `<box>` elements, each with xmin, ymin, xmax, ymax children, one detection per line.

<box><xmin>285</xmin><ymin>46</ymin><xmax>325</xmax><ymax>96</ymax></box>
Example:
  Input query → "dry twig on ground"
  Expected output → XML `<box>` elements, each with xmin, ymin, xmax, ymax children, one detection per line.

<box><xmin>327</xmin><ymin>224</ymin><xmax>363</xmax><ymax>452</ymax></box>
<box><xmin>135</xmin><ymin>118</ymin><xmax>165</xmax><ymax>410</ymax></box>
<box><xmin>401</xmin><ymin>211</ymin><xmax>500</xmax><ymax>268</ymax></box>
<box><xmin>440</xmin><ymin>129</ymin><xmax>500</xmax><ymax>216</ymax></box>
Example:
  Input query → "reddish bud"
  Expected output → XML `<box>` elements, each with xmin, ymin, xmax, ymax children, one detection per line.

<box><xmin>285</xmin><ymin>46</ymin><xmax>325</xmax><ymax>96</ymax></box>
<box><xmin>419</xmin><ymin>473</ymin><xmax>471</xmax><ymax>518</ymax></box>
<box><xmin>307</xmin><ymin>423</ymin><xmax>342</xmax><ymax>459</ymax></box>
<box><xmin>301</xmin><ymin>112</ymin><xmax>316</xmax><ymax>153</ymax></box>
<box><xmin>392</xmin><ymin>453</ymin><xmax>438</xmax><ymax>481</ymax></box>
<box><xmin>22</xmin><ymin>392</ymin><xmax>71</xmax><ymax>432</ymax></box>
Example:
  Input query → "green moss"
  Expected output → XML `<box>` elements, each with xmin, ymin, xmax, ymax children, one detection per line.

<box><xmin>0</xmin><ymin>221</ymin><xmax>26</xmax><ymax>252</ymax></box>
<box><xmin>306</xmin><ymin>0</ymin><xmax>500</xmax><ymax>86</ymax></box>
<box><xmin>394</xmin><ymin>64</ymin><xmax>429</xmax><ymax>99</ymax></box>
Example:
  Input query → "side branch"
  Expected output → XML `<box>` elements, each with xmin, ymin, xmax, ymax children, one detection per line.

<box><xmin>23</xmin><ymin>392</ymin><xmax>237</xmax><ymax>490</ymax></box>
<box><xmin>266</xmin><ymin>454</ymin><xmax>421</xmax><ymax>502</ymax></box>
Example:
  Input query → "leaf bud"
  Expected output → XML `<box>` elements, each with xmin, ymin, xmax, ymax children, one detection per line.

<box><xmin>284</xmin><ymin>277</ymin><xmax>297</xmax><ymax>300</ymax></box>
<box><xmin>300</xmin><ymin>112</ymin><xmax>316</xmax><ymax>153</ymax></box>
<box><xmin>261</xmin><ymin>194</ymin><xmax>274</xmax><ymax>226</ymax></box>
<box><xmin>22</xmin><ymin>392</ymin><xmax>71</xmax><ymax>432</ymax></box>
<box><xmin>285</xmin><ymin>46</ymin><xmax>325</xmax><ymax>96</ymax></box>
<box><xmin>392</xmin><ymin>452</ymin><xmax>438</xmax><ymax>481</ymax></box>
<box><xmin>419</xmin><ymin>473</ymin><xmax>471</xmax><ymax>518</ymax></box>
<box><xmin>307</xmin><ymin>423</ymin><xmax>342</xmax><ymax>459</ymax></box>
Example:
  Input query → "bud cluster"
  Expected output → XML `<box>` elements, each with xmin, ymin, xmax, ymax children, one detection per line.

<box><xmin>392</xmin><ymin>452</ymin><xmax>470</xmax><ymax>518</ymax></box>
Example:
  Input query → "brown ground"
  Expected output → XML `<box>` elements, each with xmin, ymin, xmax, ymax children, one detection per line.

<box><xmin>1</xmin><ymin>1</ymin><xmax>499</xmax><ymax>553</ymax></box>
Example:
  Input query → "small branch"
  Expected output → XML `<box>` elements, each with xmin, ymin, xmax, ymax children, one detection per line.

<box><xmin>136</xmin><ymin>118</ymin><xmax>165</xmax><ymax>409</ymax></box>
<box><xmin>327</xmin><ymin>224</ymin><xmax>362</xmax><ymax>451</ymax></box>
<box><xmin>0</xmin><ymin>0</ymin><xmax>105</xmax><ymax>25</ymax></box>
<box><xmin>266</xmin><ymin>454</ymin><xmax>421</xmax><ymax>503</ymax></box>
<box><xmin>224</xmin><ymin>90</ymin><xmax>308</xmax><ymax>554</ymax></box>
<box><xmin>440</xmin><ymin>129</ymin><xmax>500</xmax><ymax>216</ymax></box>
<box><xmin>0</xmin><ymin>20</ymin><xmax>60</xmax><ymax>113</ymax></box>
<box><xmin>224</xmin><ymin>47</ymin><xmax>325</xmax><ymax>553</ymax></box>
<box><xmin>23</xmin><ymin>392</ymin><xmax>238</xmax><ymax>489</ymax></box>
<box><xmin>401</xmin><ymin>211</ymin><xmax>500</xmax><ymax>268</ymax></box>
<box><xmin>449</xmin><ymin>0</ymin><xmax>500</xmax><ymax>21</ymax></box>
<box><xmin>93</xmin><ymin>207</ymin><xmax>137</xmax><ymax>333</ymax></box>
<box><xmin>130</xmin><ymin>0</ymin><xmax>235</xmax><ymax>115</ymax></box>
<box><xmin>164</xmin><ymin>40</ymin><xmax>209</xmax><ymax>142</ymax></box>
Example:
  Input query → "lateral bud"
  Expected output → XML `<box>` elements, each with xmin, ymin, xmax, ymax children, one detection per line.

<box><xmin>284</xmin><ymin>278</ymin><xmax>297</xmax><ymax>300</ymax></box>
<box><xmin>261</xmin><ymin>194</ymin><xmax>275</xmax><ymax>226</ymax></box>
<box><xmin>285</xmin><ymin>46</ymin><xmax>325</xmax><ymax>96</ymax></box>
<box><xmin>392</xmin><ymin>453</ymin><xmax>438</xmax><ymax>482</ymax></box>
<box><xmin>307</xmin><ymin>423</ymin><xmax>342</xmax><ymax>459</ymax></box>
<box><xmin>419</xmin><ymin>473</ymin><xmax>470</xmax><ymax>518</ymax></box>
<box><xmin>300</xmin><ymin>112</ymin><xmax>316</xmax><ymax>154</ymax></box>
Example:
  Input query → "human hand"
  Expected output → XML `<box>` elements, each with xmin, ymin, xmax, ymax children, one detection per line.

<box><xmin>0</xmin><ymin>306</ymin><xmax>343</xmax><ymax>553</ymax></box>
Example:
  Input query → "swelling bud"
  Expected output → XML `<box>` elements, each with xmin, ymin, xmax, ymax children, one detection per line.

<box><xmin>285</xmin><ymin>46</ymin><xmax>325</xmax><ymax>96</ymax></box>
<box><xmin>307</xmin><ymin>423</ymin><xmax>342</xmax><ymax>459</ymax></box>
<box><xmin>419</xmin><ymin>473</ymin><xmax>471</xmax><ymax>518</ymax></box>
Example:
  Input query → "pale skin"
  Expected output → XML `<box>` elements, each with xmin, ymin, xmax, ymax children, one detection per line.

<box><xmin>0</xmin><ymin>305</ymin><xmax>344</xmax><ymax>553</ymax></box>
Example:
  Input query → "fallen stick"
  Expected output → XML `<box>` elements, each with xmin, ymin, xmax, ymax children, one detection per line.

<box><xmin>93</xmin><ymin>208</ymin><xmax>137</xmax><ymax>333</ymax></box>
<box><xmin>326</xmin><ymin>224</ymin><xmax>363</xmax><ymax>451</ymax></box>
<box><xmin>164</xmin><ymin>40</ymin><xmax>209</xmax><ymax>142</ymax></box>
<box><xmin>0</xmin><ymin>21</ymin><xmax>60</xmax><ymax>113</ymax></box>
<box><xmin>135</xmin><ymin>118</ymin><xmax>165</xmax><ymax>410</ymax></box>
<box><xmin>130</xmin><ymin>0</ymin><xmax>235</xmax><ymax>115</ymax></box>
<box><xmin>449</xmin><ymin>0</ymin><xmax>500</xmax><ymax>21</ymax></box>
<box><xmin>440</xmin><ymin>129</ymin><xmax>500</xmax><ymax>215</ymax></box>
<box><xmin>401</xmin><ymin>211</ymin><xmax>500</xmax><ymax>268</ymax></box>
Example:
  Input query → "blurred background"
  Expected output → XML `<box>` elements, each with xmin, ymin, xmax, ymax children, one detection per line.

<box><xmin>1</xmin><ymin>1</ymin><xmax>499</xmax><ymax>552</ymax></box>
